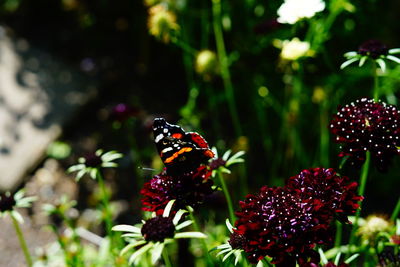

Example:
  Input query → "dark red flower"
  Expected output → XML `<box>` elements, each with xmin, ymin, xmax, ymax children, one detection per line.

<box><xmin>141</xmin><ymin>166</ymin><xmax>214</xmax><ymax>215</ymax></box>
<box><xmin>234</xmin><ymin>186</ymin><xmax>329</xmax><ymax>265</ymax></box>
<box><xmin>141</xmin><ymin>215</ymin><xmax>175</xmax><ymax>242</ymax></box>
<box><xmin>0</xmin><ymin>193</ymin><xmax>16</xmax><ymax>212</ymax></box>
<box><xmin>228</xmin><ymin>232</ymin><xmax>248</xmax><ymax>250</ymax></box>
<box><xmin>285</xmin><ymin>168</ymin><xmax>363</xmax><ymax>224</ymax></box>
<box><xmin>358</xmin><ymin>40</ymin><xmax>389</xmax><ymax>59</ymax></box>
<box><xmin>329</xmin><ymin>98</ymin><xmax>400</xmax><ymax>171</ymax></box>
<box><xmin>110</xmin><ymin>103</ymin><xmax>139</xmax><ymax>122</ymax></box>
<box><xmin>84</xmin><ymin>152</ymin><xmax>103</xmax><ymax>168</ymax></box>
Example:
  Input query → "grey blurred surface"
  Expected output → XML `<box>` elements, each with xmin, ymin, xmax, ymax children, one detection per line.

<box><xmin>0</xmin><ymin>27</ymin><xmax>96</xmax><ymax>191</ymax></box>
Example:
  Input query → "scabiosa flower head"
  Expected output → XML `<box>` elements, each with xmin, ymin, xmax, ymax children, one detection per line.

<box><xmin>84</xmin><ymin>152</ymin><xmax>103</xmax><ymax>168</ymax></box>
<box><xmin>285</xmin><ymin>168</ymin><xmax>362</xmax><ymax>223</ymax></box>
<box><xmin>234</xmin><ymin>186</ymin><xmax>329</xmax><ymax>265</ymax></box>
<box><xmin>0</xmin><ymin>190</ymin><xmax>36</xmax><ymax>222</ymax></box>
<box><xmin>0</xmin><ymin>192</ymin><xmax>16</xmax><ymax>212</ymax></box>
<box><xmin>68</xmin><ymin>149</ymin><xmax>123</xmax><ymax>180</ymax></box>
<box><xmin>141</xmin><ymin>215</ymin><xmax>175</xmax><ymax>242</ymax></box>
<box><xmin>277</xmin><ymin>0</ymin><xmax>325</xmax><ymax>24</ymax></box>
<box><xmin>141</xmin><ymin>166</ymin><xmax>214</xmax><ymax>214</ymax></box>
<box><xmin>113</xmin><ymin>200</ymin><xmax>206</xmax><ymax>265</ymax></box>
<box><xmin>229</xmin><ymin>232</ymin><xmax>248</xmax><ymax>250</ymax></box>
<box><xmin>358</xmin><ymin>40</ymin><xmax>389</xmax><ymax>59</ymax></box>
<box><xmin>329</xmin><ymin>98</ymin><xmax>400</xmax><ymax>171</ymax></box>
<box><xmin>341</xmin><ymin>40</ymin><xmax>400</xmax><ymax>71</ymax></box>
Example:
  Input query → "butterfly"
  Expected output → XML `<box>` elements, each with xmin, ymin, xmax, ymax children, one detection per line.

<box><xmin>152</xmin><ymin>118</ymin><xmax>215</xmax><ymax>174</ymax></box>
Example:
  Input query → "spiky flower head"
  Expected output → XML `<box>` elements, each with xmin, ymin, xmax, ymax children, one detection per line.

<box><xmin>147</xmin><ymin>4</ymin><xmax>179</xmax><ymax>43</ymax></box>
<box><xmin>357</xmin><ymin>215</ymin><xmax>391</xmax><ymax>243</ymax></box>
<box><xmin>234</xmin><ymin>186</ymin><xmax>330</xmax><ymax>264</ymax></box>
<box><xmin>67</xmin><ymin>149</ymin><xmax>123</xmax><ymax>181</ymax></box>
<box><xmin>341</xmin><ymin>40</ymin><xmax>400</xmax><ymax>71</ymax></box>
<box><xmin>0</xmin><ymin>192</ymin><xmax>16</xmax><ymax>212</ymax></box>
<box><xmin>0</xmin><ymin>190</ymin><xmax>36</xmax><ymax>223</ymax></box>
<box><xmin>113</xmin><ymin>200</ymin><xmax>206</xmax><ymax>265</ymax></box>
<box><xmin>329</xmin><ymin>98</ymin><xmax>400</xmax><ymax>171</ymax></box>
<box><xmin>285</xmin><ymin>168</ymin><xmax>362</xmax><ymax>224</ymax></box>
<box><xmin>141</xmin><ymin>166</ymin><xmax>214</xmax><ymax>215</ymax></box>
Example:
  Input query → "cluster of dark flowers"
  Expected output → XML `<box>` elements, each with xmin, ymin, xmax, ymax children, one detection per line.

<box><xmin>230</xmin><ymin>168</ymin><xmax>362</xmax><ymax>265</ymax></box>
<box><xmin>329</xmin><ymin>98</ymin><xmax>400</xmax><ymax>171</ymax></box>
<box><xmin>140</xmin><ymin>165</ymin><xmax>215</xmax><ymax>215</ymax></box>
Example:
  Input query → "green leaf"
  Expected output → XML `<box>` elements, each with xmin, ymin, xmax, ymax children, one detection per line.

<box><xmin>173</xmin><ymin>209</ymin><xmax>187</xmax><ymax>225</ymax></box>
<box><xmin>128</xmin><ymin>243</ymin><xmax>152</xmax><ymax>265</ymax></box>
<box><xmin>345</xmin><ymin>254</ymin><xmax>359</xmax><ymax>264</ymax></box>
<box><xmin>112</xmin><ymin>224</ymin><xmax>142</xmax><ymax>233</ymax></box>
<box><xmin>151</xmin><ymin>242</ymin><xmax>164</xmax><ymax>264</ymax></box>
<box><xmin>358</xmin><ymin>56</ymin><xmax>367</xmax><ymax>67</ymax></box>
<box><xmin>175</xmin><ymin>220</ymin><xmax>192</xmax><ymax>230</ymax></box>
<box><xmin>163</xmin><ymin>200</ymin><xmax>176</xmax><ymax>218</ymax></box>
<box><xmin>223</xmin><ymin>250</ymin><xmax>235</xmax><ymax>262</ymax></box>
<box><xmin>120</xmin><ymin>240</ymin><xmax>147</xmax><ymax>256</ymax></box>
<box><xmin>67</xmin><ymin>164</ymin><xmax>85</xmax><ymax>173</ymax></box>
<box><xmin>216</xmin><ymin>248</ymin><xmax>231</xmax><ymax>257</ymax></box>
<box><xmin>340</xmin><ymin>57</ymin><xmax>359</xmax><ymax>69</ymax></box>
<box><xmin>376</xmin><ymin>59</ymin><xmax>386</xmax><ymax>72</ymax></box>
<box><xmin>11</xmin><ymin>210</ymin><xmax>24</xmax><ymax>224</ymax></box>
<box><xmin>75</xmin><ymin>169</ymin><xmax>87</xmax><ymax>181</ymax></box>
<box><xmin>174</xmin><ymin>232</ymin><xmax>207</xmax><ymax>239</ymax></box>
<box><xmin>387</xmin><ymin>55</ymin><xmax>400</xmax><ymax>64</ymax></box>
<box><xmin>226</xmin><ymin>219</ymin><xmax>234</xmax><ymax>233</ymax></box>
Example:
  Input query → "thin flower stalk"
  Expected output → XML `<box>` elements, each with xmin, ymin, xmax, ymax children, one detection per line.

<box><xmin>97</xmin><ymin>171</ymin><xmax>114</xmax><ymax>240</ymax></box>
<box><xmin>211</xmin><ymin>0</ymin><xmax>242</xmax><ymax>138</ymax></box>
<box><xmin>217</xmin><ymin>170</ymin><xmax>235</xmax><ymax>224</ymax></box>
<box><xmin>348</xmin><ymin>151</ymin><xmax>371</xmax><ymax>253</ymax></box>
<box><xmin>11</xmin><ymin>212</ymin><xmax>33</xmax><ymax>267</ymax></box>
<box><xmin>391</xmin><ymin>197</ymin><xmax>400</xmax><ymax>222</ymax></box>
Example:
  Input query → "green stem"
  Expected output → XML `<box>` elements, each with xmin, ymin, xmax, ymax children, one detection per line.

<box><xmin>217</xmin><ymin>170</ymin><xmax>235</xmax><ymax>224</ymax></box>
<box><xmin>391</xmin><ymin>197</ymin><xmax>400</xmax><ymax>221</ymax></box>
<box><xmin>334</xmin><ymin>220</ymin><xmax>342</xmax><ymax>248</ymax></box>
<box><xmin>348</xmin><ymin>151</ymin><xmax>371</xmax><ymax>253</ymax></box>
<box><xmin>162</xmin><ymin>249</ymin><xmax>172</xmax><ymax>267</ymax></box>
<box><xmin>11</xmin><ymin>213</ymin><xmax>33</xmax><ymax>267</ymax></box>
<box><xmin>373</xmin><ymin>62</ymin><xmax>379</xmax><ymax>101</ymax></box>
<box><xmin>211</xmin><ymin>0</ymin><xmax>242</xmax><ymax>137</ymax></box>
<box><xmin>96</xmin><ymin>171</ymin><xmax>113</xmax><ymax>239</ymax></box>
<box><xmin>187</xmin><ymin>207</ymin><xmax>214</xmax><ymax>266</ymax></box>
<box><xmin>319</xmin><ymin>102</ymin><xmax>329</xmax><ymax>167</ymax></box>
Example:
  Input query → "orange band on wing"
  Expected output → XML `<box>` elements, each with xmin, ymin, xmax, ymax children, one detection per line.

<box><xmin>171</xmin><ymin>133</ymin><xmax>183</xmax><ymax>139</ymax></box>
<box><xmin>204</xmin><ymin>150</ymin><xmax>215</xmax><ymax>158</ymax></box>
<box><xmin>164</xmin><ymin>147</ymin><xmax>193</xmax><ymax>163</ymax></box>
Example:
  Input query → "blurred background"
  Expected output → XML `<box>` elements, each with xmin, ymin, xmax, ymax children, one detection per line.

<box><xmin>0</xmin><ymin>0</ymin><xmax>400</xmax><ymax>265</ymax></box>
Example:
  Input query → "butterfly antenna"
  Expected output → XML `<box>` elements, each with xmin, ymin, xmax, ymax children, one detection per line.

<box><xmin>138</xmin><ymin>166</ymin><xmax>157</xmax><ymax>172</ymax></box>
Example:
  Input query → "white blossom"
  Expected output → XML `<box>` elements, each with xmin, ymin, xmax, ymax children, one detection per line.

<box><xmin>277</xmin><ymin>0</ymin><xmax>325</xmax><ymax>24</ymax></box>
